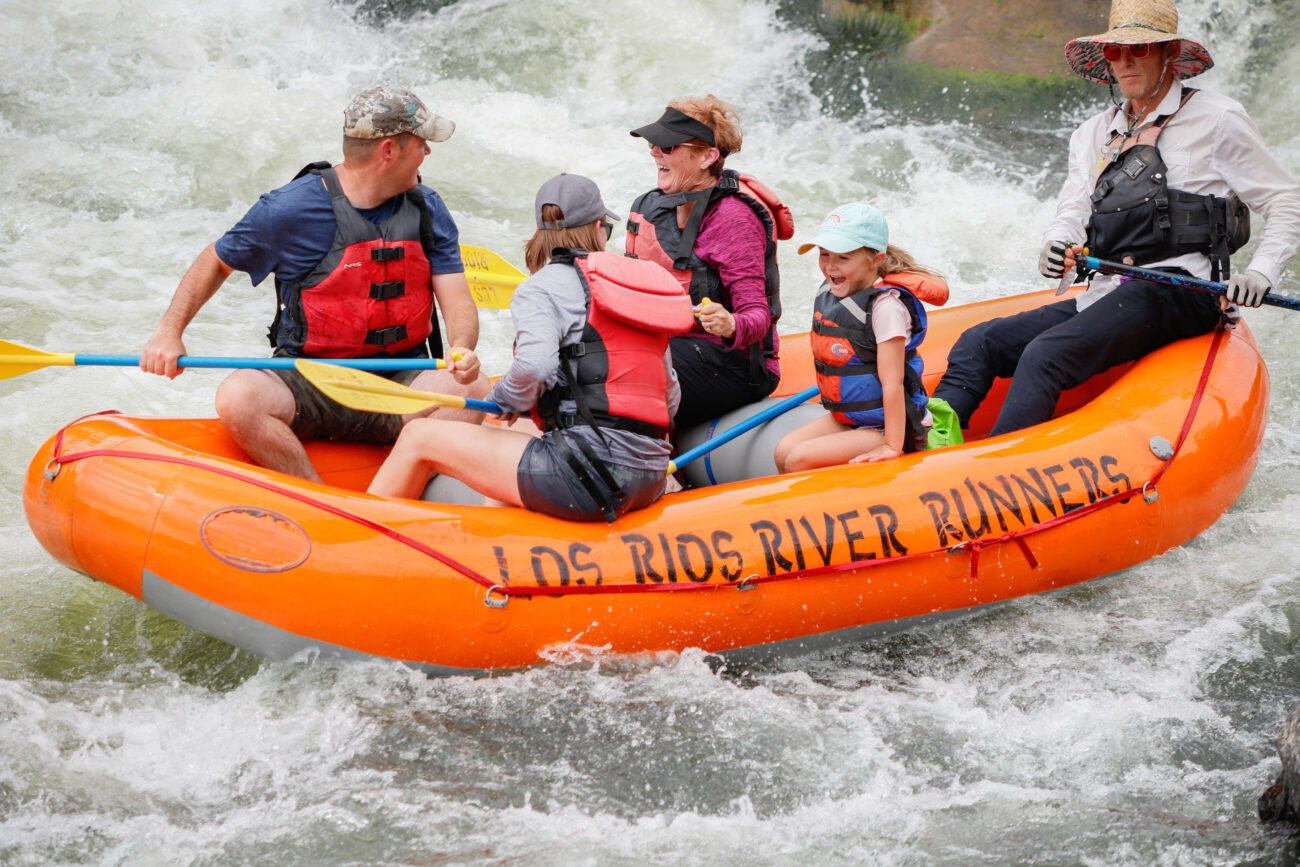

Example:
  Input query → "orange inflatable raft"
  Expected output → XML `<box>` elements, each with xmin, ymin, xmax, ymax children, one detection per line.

<box><xmin>23</xmin><ymin>289</ymin><xmax>1268</xmax><ymax>675</ymax></box>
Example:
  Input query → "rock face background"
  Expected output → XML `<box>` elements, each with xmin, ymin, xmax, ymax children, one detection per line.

<box><xmin>906</xmin><ymin>0</ymin><xmax>1109</xmax><ymax>77</ymax></box>
<box><xmin>1260</xmin><ymin>707</ymin><xmax>1300</xmax><ymax>824</ymax></box>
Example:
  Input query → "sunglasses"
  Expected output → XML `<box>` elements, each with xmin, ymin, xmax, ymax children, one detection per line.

<box><xmin>648</xmin><ymin>142</ymin><xmax>703</xmax><ymax>156</ymax></box>
<box><xmin>1102</xmin><ymin>42</ymin><xmax>1154</xmax><ymax>62</ymax></box>
<box><xmin>601</xmin><ymin>220</ymin><xmax>614</xmax><ymax>240</ymax></box>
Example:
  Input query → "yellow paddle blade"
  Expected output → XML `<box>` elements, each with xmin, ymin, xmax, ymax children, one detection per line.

<box><xmin>0</xmin><ymin>340</ymin><xmax>76</xmax><ymax>380</ymax></box>
<box><xmin>460</xmin><ymin>244</ymin><xmax>525</xmax><ymax>309</ymax></box>
<box><xmin>294</xmin><ymin>360</ymin><xmax>466</xmax><ymax>415</ymax></box>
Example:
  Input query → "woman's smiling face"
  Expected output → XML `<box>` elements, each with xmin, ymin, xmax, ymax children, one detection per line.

<box><xmin>649</xmin><ymin>142</ymin><xmax>718</xmax><ymax>194</ymax></box>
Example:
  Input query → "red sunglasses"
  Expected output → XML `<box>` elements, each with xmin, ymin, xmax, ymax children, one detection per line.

<box><xmin>1103</xmin><ymin>42</ymin><xmax>1155</xmax><ymax>62</ymax></box>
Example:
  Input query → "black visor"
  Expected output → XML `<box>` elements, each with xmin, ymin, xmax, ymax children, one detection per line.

<box><xmin>629</xmin><ymin>107</ymin><xmax>717</xmax><ymax>148</ymax></box>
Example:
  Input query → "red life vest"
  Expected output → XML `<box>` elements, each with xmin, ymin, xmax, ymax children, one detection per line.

<box><xmin>533</xmin><ymin>249</ymin><xmax>695</xmax><ymax>438</ymax></box>
<box><xmin>270</xmin><ymin>165</ymin><xmax>441</xmax><ymax>359</ymax></box>
<box><xmin>624</xmin><ymin>170</ymin><xmax>793</xmax><ymax>382</ymax></box>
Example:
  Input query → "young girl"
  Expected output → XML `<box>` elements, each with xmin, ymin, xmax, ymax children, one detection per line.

<box><xmin>367</xmin><ymin>173</ymin><xmax>692</xmax><ymax>522</ymax></box>
<box><xmin>774</xmin><ymin>202</ymin><xmax>941</xmax><ymax>473</ymax></box>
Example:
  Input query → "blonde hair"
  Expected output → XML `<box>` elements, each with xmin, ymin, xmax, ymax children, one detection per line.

<box><xmin>668</xmin><ymin>95</ymin><xmax>743</xmax><ymax>178</ymax></box>
<box><xmin>878</xmin><ymin>244</ymin><xmax>941</xmax><ymax>278</ymax></box>
<box><xmin>524</xmin><ymin>204</ymin><xmax>608</xmax><ymax>273</ymax></box>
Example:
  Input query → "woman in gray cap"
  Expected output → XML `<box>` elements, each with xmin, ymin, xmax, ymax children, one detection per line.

<box><xmin>626</xmin><ymin>95</ymin><xmax>794</xmax><ymax>428</ymax></box>
<box><xmin>369</xmin><ymin>174</ymin><xmax>693</xmax><ymax>522</ymax></box>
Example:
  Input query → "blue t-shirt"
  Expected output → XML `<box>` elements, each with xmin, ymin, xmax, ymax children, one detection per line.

<box><xmin>214</xmin><ymin>171</ymin><xmax>463</xmax><ymax>287</ymax></box>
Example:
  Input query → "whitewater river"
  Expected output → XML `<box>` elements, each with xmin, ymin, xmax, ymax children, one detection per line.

<box><xmin>3</xmin><ymin>0</ymin><xmax>1299</xmax><ymax>862</ymax></box>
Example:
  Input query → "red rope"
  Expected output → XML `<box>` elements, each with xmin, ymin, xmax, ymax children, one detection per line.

<box><xmin>48</xmin><ymin>328</ymin><xmax>1227</xmax><ymax>600</ymax></box>
<box><xmin>51</xmin><ymin>447</ymin><xmax>497</xmax><ymax>589</ymax></box>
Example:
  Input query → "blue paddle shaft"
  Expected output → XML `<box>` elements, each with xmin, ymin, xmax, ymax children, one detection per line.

<box><xmin>672</xmin><ymin>386</ymin><xmax>821</xmax><ymax>471</ymax></box>
<box><xmin>72</xmin><ymin>355</ymin><xmax>450</xmax><ymax>371</ymax></box>
<box><xmin>463</xmin><ymin>397</ymin><xmax>504</xmax><ymax>414</ymax></box>
<box><xmin>1079</xmin><ymin>255</ymin><xmax>1300</xmax><ymax>312</ymax></box>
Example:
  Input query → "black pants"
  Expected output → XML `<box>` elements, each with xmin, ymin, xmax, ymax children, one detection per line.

<box><xmin>670</xmin><ymin>336</ymin><xmax>780</xmax><ymax>428</ymax></box>
<box><xmin>932</xmin><ymin>276</ymin><xmax>1220</xmax><ymax>437</ymax></box>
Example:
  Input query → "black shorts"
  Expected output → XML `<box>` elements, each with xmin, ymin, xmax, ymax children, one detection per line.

<box><xmin>273</xmin><ymin>367</ymin><xmax>421</xmax><ymax>443</ymax></box>
<box><xmin>517</xmin><ymin>432</ymin><xmax>666</xmax><ymax>522</ymax></box>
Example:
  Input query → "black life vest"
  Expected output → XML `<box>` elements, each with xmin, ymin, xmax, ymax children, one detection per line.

<box><xmin>810</xmin><ymin>282</ymin><xmax>929</xmax><ymax>449</ymax></box>
<box><xmin>625</xmin><ymin>169</ymin><xmax>793</xmax><ymax>385</ymax></box>
<box><xmin>1086</xmin><ymin>89</ymin><xmax>1250</xmax><ymax>282</ymax></box>
<box><xmin>268</xmin><ymin>163</ymin><xmax>444</xmax><ymax>359</ymax></box>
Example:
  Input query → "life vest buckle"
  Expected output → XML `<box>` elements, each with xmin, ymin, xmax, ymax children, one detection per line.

<box><xmin>366</xmin><ymin>325</ymin><xmax>408</xmax><ymax>347</ymax></box>
<box><xmin>371</xmin><ymin>247</ymin><xmax>404</xmax><ymax>262</ymax></box>
<box><xmin>370</xmin><ymin>281</ymin><xmax>406</xmax><ymax>300</ymax></box>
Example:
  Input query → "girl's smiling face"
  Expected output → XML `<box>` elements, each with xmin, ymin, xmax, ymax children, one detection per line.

<box><xmin>818</xmin><ymin>247</ymin><xmax>886</xmax><ymax>297</ymax></box>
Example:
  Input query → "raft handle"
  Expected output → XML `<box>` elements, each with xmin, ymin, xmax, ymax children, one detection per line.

<box><xmin>1142</xmin><ymin>481</ymin><xmax>1159</xmax><ymax>504</ymax></box>
<box><xmin>483</xmin><ymin>585</ymin><xmax>509</xmax><ymax>609</ymax></box>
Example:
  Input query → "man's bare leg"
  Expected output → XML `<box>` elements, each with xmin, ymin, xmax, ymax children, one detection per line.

<box><xmin>214</xmin><ymin>370</ymin><xmax>320</xmax><ymax>481</ymax></box>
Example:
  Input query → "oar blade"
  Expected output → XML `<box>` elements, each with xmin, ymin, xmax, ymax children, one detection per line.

<box><xmin>295</xmin><ymin>360</ymin><xmax>447</xmax><ymax>415</ymax></box>
<box><xmin>460</xmin><ymin>244</ymin><xmax>525</xmax><ymax>309</ymax></box>
<box><xmin>0</xmin><ymin>340</ymin><xmax>76</xmax><ymax>380</ymax></box>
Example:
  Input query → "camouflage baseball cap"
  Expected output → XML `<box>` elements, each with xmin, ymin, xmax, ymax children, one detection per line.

<box><xmin>342</xmin><ymin>85</ymin><xmax>455</xmax><ymax>143</ymax></box>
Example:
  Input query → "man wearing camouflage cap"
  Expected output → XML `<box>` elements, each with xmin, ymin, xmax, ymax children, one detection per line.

<box><xmin>141</xmin><ymin>85</ymin><xmax>488</xmax><ymax>482</ymax></box>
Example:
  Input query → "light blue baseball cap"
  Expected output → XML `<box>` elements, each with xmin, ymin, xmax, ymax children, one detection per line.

<box><xmin>797</xmin><ymin>202</ymin><xmax>889</xmax><ymax>255</ymax></box>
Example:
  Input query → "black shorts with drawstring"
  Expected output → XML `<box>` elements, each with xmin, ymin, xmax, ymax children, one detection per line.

<box><xmin>517</xmin><ymin>431</ymin><xmax>667</xmax><ymax>522</ymax></box>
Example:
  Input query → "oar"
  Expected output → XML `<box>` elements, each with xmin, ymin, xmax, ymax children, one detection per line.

<box><xmin>298</xmin><ymin>358</ymin><xmax>818</xmax><ymax>470</ymax></box>
<box><xmin>295</xmin><ymin>359</ymin><xmax>502</xmax><ymax>415</ymax></box>
<box><xmin>1079</xmin><ymin>255</ymin><xmax>1300</xmax><ymax>312</ymax></box>
<box><xmin>667</xmin><ymin>386</ymin><xmax>821</xmax><ymax>474</ymax></box>
<box><xmin>461</xmin><ymin>244</ymin><xmax>526</xmax><ymax>309</ymax></box>
<box><xmin>0</xmin><ymin>339</ymin><xmax>449</xmax><ymax>382</ymax></box>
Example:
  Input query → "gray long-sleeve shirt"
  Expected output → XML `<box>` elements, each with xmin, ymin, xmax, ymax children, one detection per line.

<box><xmin>487</xmin><ymin>261</ymin><xmax>680</xmax><ymax>470</ymax></box>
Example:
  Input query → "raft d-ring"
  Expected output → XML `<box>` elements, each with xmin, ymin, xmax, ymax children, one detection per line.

<box><xmin>1142</xmin><ymin>481</ymin><xmax>1159</xmax><ymax>503</ymax></box>
<box><xmin>42</xmin><ymin>459</ymin><xmax>61</xmax><ymax>482</ymax></box>
<box><xmin>483</xmin><ymin>585</ymin><xmax>509</xmax><ymax>609</ymax></box>
<box><xmin>737</xmin><ymin>574</ymin><xmax>759</xmax><ymax>592</ymax></box>
<box><xmin>947</xmin><ymin>541</ymin><xmax>970</xmax><ymax>555</ymax></box>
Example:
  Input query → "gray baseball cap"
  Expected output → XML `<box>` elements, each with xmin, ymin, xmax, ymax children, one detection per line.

<box><xmin>342</xmin><ymin>85</ymin><xmax>455</xmax><ymax>142</ymax></box>
<box><xmin>534</xmin><ymin>173</ymin><xmax>620</xmax><ymax>229</ymax></box>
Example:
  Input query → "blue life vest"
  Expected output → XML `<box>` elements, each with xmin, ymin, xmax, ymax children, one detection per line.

<box><xmin>810</xmin><ymin>282</ymin><xmax>928</xmax><ymax>437</ymax></box>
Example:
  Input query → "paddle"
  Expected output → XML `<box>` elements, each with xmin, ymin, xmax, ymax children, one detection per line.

<box><xmin>461</xmin><ymin>244</ymin><xmax>526</xmax><ymax>309</ymax></box>
<box><xmin>1078</xmin><ymin>255</ymin><xmax>1300</xmax><ymax>312</ymax></box>
<box><xmin>0</xmin><ymin>339</ymin><xmax>452</xmax><ymax>382</ymax></box>
<box><xmin>295</xmin><ymin>359</ymin><xmax>503</xmax><ymax>415</ymax></box>
<box><xmin>667</xmin><ymin>386</ymin><xmax>821</xmax><ymax>474</ymax></box>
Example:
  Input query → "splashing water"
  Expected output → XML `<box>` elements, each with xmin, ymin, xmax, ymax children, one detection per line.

<box><xmin>2</xmin><ymin>0</ymin><xmax>1300</xmax><ymax>862</ymax></box>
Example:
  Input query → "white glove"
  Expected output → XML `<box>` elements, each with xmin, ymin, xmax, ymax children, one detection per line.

<box><xmin>1038</xmin><ymin>240</ymin><xmax>1069</xmax><ymax>279</ymax></box>
<box><xmin>1226</xmin><ymin>269</ymin><xmax>1270</xmax><ymax>308</ymax></box>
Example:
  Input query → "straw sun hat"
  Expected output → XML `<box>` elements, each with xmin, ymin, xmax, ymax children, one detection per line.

<box><xmin>1065</xmin><ymin>0</ymin><xmax>1214</xmax><ymax>84</ymax></box>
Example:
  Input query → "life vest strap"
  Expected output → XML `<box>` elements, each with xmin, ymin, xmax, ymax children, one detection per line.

<box><xmin>371</xmin><ymin>247</ymin><xmax>405</xmax><ymax>262</ymax></box>
<box><xmin>370</xmin><ymin>281</ymin><xmax>406</xmax><ymax>300</ymax></box>
<box><xmin>366</xmin><ymin>325</ymin><xmax>408</xmax><ymax>347</ymax></box>
<box><xmin>550</xmin><ymin>409</ymin><xmax>669</xmax><ymax>440</ymax></box>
